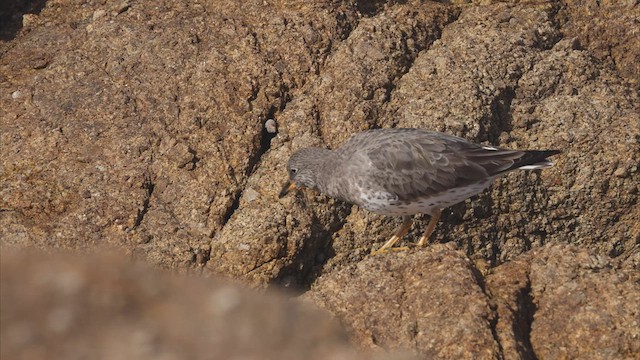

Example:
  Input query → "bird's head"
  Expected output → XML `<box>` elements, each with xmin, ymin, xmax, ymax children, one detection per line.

<box><xmin>279</xmin><ymin>147</ymin><xmax>326</xmax><ymax>198</ymax></box>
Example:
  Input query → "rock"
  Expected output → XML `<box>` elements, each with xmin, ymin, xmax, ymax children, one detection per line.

<box><xmin>92</xmin><ymin>9</ymin><xmax>106</xmax><ymax>21</ymax></box>
<box><xmin>112</xmin><ymin>2</ymin><xmax>130</xmax><ymax>16</ymax></box>
<box><xmin>2</xmin><ymin>0</ymin><xmax>636</xmax><ymax>284</ymax></box>
<box><xmin>487</xmin><ymin>243</ymin><xmax>640</xmax><ymax>359</ymax></box>
<box><xmin>0</xmin><ymin>250</ymin><xmax>373</xmax><ymax>360</ymax></box>
<box><xmin>1</xmin><ymin>0</ymin><xmax>639</xmax><ymax>358</ymax></box>
<box><xmin>265</xmin><ymin>119</ymin><xmax>278</xmax><ymax>134</ymax></box>
<box><xmin>308</xmin><ymin>243</ymin><xmax>639</xmax><ymax>359</ymax></box>
<box><xmin>560</xmin><ymin>0</ymin><xmax>640</xmax><ymax>89</ymax></box>
<box><xmin>508</xmin><ymin>38</ymin><xmax>639</xmax><ymax>260</ymax></box>
<box><xmin>375</xmin><ymin>3</ymin><xmax>639</xmax><ymax>264</ymax></box>
<box><xmin>307</xmin><ymin>244</ymin><xmax>501</xmax><ymax>359</ymax></box>
<box><xmin>206</xmin><ymin>0</ymin><xmax>459</xmax><ymax>286</ymax></box>
<box><xmin>484</xmin><ymin>255</ymin><xmax>536</xmax><ymax>360</ymax></box>
<box><xmin>0</xmin><ymin>0</ymin><xmax>361</xmax><ymax>270</ymax></box>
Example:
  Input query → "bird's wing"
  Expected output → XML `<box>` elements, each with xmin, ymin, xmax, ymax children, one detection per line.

<box><xmin>361</xmin><ymin>131</ymin><xmax>524</xmax><ymax>200</ymax></box>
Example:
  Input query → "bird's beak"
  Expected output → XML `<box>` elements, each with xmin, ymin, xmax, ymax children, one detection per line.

<box><xmin>278</xmin><ymin>180</ymin><xmax>296</xmax><ymax>198</ymax></box>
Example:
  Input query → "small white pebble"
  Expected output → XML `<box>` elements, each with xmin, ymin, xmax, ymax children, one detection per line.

<box><xmin>265</xmin><ymin>119</ymin><xmax>277</xmax><ymax>133</ymax></box>
<box><xmin>11</xmin><ymin>90</ymin><xmax>22</xmax><ymax>99</ymax></box>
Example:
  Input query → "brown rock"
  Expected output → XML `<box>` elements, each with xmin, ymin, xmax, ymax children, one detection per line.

<box><xmin>0</xmin><ymin>249</ymin><xmax>366</xmax><ymax>360</ymax></box>
<box><xmin>376</xmin><ymin>3</ymin><xmax>639</xmax><ymax>263</ymax></box>
<box><xmin>0</xmin><ymin>0</ymin><xmax>360</xmax><ymax>270</ymax></box>
<box><xmin>509</xmin><ymin>38</ymin><xmax>639</xmax><ymax>260</ymax></box>
<box><xmin>486</xmin><ymin>243</ymin><xmax>640</xmax><ymax>360</ymax></box>
<box><xmin>309</xmin><ymin>243</ymin><xmax>639</xmax><ymax>359</ymax></box>
<box><xmin>387</xmin><ymin>2</ymin><xmax>561</xmax><ymax>136</ymax></box>
<box><xmin>2</xmin><ymin>0</ymin><xmax>637</xmax><ymax>286</ymax></box>
<box><xmin>347</xmin><ymin>2</ymin><xmax>563</xmax><ymax>264</ymax></box>
<box><xmin>207</xmin><ymin>1</ymin><xmax>459</xmax><ymax>286</ymax></box>
<box><xmin>486</xmin><ymin>251</ymin><xmax>540</xmax><ymax>360</ymax></box>
<box><xmin>528</xmin><ymin>244</ymin><xmax>640</xmax><ymax>359</ymax></box>
<box><xmin>308</xmin><ymin>244</ymin><xmax>501</xmax><ymax>359</ymax></box>
<box><xmin>1</xmin><ymin>1</ymin><xmax>639</xmax><ymax>358</ymax></box>
<box><xmin>560</xmin><ymin>0</ymin><xmax>640</xmax><ymax>88</ymax></box>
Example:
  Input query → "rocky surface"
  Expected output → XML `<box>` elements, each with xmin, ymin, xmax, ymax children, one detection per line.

<box><xmin>208</xmin><ymin>0</ymin><xmax>639</xmax><ymax>286</ymax></box>
<box><xmin>207</xmin><ymin>0</ymin><xmax>459</xmax><ymax>287</ymax></box>
<box><xmin>489</xmin><ymin>243</ymin><xmax>640</xmax><ymax>360</ymax></box>
<box><xmin>308</xmin><ymin>243</ymin><xmax>501</xmax><ymax>358</ymax></box>
<box><xmin>560</xmin><ymin>0</ymin><xmax>640</xmax><ymax>89</ymax></box>
<box><xmin>1</xmin><ymin>0</ymin><xmax>639</xmax><ymax>359</ymax></box>
<box><xmin>309</xmin><ymin>243</ymin><xmax>640</xmax><ymax>359</ymax></box>
<box><xmin>1</xmin><ymin>0</ymin><xmax>361</xmax><ymax>270</ymax></box>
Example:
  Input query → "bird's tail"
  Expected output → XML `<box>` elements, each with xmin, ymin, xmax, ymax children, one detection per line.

<box><xmin>509</xmin><ymin>150</ymin><xmax>561</xmax><ymax>171</ymax></box>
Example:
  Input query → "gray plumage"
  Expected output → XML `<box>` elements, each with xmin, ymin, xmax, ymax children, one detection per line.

<box><xmin>280</xmin><ymin>128</ymin><xmax>559</xmax><ymax>252</ymax></box>
<box><xmin>282</xmin><ymin>128</ymin><xmax>559</xmax><ymax>217</ymax></box>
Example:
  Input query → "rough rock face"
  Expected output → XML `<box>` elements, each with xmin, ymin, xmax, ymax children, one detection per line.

<box><xmin>1</xmin><ymin>0</ymin><xmax>360</xmax><ymax>270</ymax></box>
<box><xmin>207</xmin><ymin>0</ymin><xmax>460</xmax><ymax>286</ymax></box>
<box><xmin>208</xmin><ymin>0</ymin><xmax>639</xmax><ymax>286</ymax></box>
<box><xmin>308</xmin><ymin>244</ymin><xmax>502</xmax><ymax>359</ymax></box>
<box><xmin>490</xmin><ymin>243</ymin><xmax>640</xmax><ymax>360</ymax></box>
<box><xmin>308</xmin><ymin>243</ymin><xmax>640</xmax><ymax>359</ymax></box>
<box><xmin>560</xmin><ymin>0</ymin><xmax>640</xmax><ymax>89</ymax></box>
<box><xmin>1</xmin><ymin>0</ymin><xmax>639</xmax><ymax>359</ymax></box>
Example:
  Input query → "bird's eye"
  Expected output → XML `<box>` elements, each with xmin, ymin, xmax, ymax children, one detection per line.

<box><xmin>290</xmin><ymin>168</ymin><xmax>298</xmax><ymax>175</ymax></box>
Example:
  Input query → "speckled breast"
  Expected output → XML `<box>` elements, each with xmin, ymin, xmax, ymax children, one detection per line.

<box><xmin>358</xmin><ymin>179</ymin><xmax>494</xmax><ymax>217</ymax></box>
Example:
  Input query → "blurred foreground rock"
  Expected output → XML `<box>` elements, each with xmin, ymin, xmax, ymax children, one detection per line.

<box><xmin>0</xmin><ymin>250</ymin><xmax>376</xmax><ymax>360</ymax></box>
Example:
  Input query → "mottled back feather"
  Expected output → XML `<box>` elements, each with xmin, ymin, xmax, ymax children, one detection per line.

<box><xmin>333</xmin><ymin>129</ymin><xmax>554</xmax><ymax>201</ymax></box>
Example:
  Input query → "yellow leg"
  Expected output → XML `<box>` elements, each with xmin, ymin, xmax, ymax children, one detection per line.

<box><xmin>416</xmin><ymin>209</ymin><xmax>442</xmax><ymax>247</ymax></box>
<box><xmin>371</xmin><ymin>216</ymin><xmax>413</xmax><ymax>255</ymax></box>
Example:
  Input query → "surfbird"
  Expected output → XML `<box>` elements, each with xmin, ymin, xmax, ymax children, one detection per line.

<box><xmin>278</xmin><ymin>128</ymin><xmax>560</xmax><ymax>254</ymax></box>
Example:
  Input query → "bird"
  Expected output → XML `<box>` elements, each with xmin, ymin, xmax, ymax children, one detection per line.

<box><xmin>278</xmin><ymin>128</ymin><xmax>560</xmax><ymax>254</ymax></box>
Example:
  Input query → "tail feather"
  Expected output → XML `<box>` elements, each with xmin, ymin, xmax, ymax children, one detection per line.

<box><xmin>508</xmin><ymin>150</ymin><xmax>561</xmax><ymax>172</ymax></box>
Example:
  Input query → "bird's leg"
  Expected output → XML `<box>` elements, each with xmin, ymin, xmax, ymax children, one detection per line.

<box><xmin>416</xmin><ymin>209</ymin><xmax>442</xmax><ymax>247</ymax></box>
<box><xmin>371</xmin><ymin>216</ymin><xmax>413</xmax><ymax>255</ymax></box>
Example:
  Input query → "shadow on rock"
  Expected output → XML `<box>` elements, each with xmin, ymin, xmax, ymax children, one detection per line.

<box><xmin>0</xmin><ymin>0</ymin><xmax>46</xmax><ymax>41</ymax></box>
